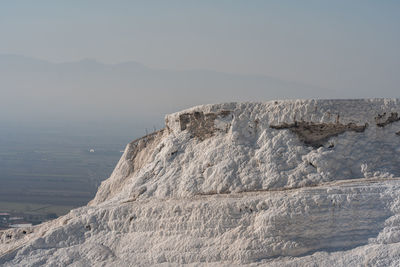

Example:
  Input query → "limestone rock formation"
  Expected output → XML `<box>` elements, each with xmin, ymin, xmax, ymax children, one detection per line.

<box><xmin>1</xmin><ymin>99</ymin><xmax>400</xmax><ymax>266</ymax></box>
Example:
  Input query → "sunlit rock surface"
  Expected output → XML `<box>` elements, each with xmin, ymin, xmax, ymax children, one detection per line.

<box><xmin>1</xmin><ymin>99</ymin><xmax>400</xmax><ymax>266</ymax></box>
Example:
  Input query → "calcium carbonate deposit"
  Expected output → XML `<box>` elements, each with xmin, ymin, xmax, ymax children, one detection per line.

<box><xmin>1</xmin><ymin>99</ymin><xmax>400</xmax><ymax>266</ymax></box>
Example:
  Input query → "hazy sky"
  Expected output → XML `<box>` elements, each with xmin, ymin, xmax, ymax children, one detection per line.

<box><xmin>1</xmin><ymin>1</ymin><xmax>399</xmax><ymax>93</ymax></box>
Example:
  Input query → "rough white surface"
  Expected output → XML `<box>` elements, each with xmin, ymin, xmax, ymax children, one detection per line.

<box><xmin>1</xmin><ymin>99</ymin><xmax>400</xmax><ymax>266</ymax></box>
<box><xmin>95</xmin><ymin>99</ymin><xmax>400</xmax><ymax>203</ymax></box>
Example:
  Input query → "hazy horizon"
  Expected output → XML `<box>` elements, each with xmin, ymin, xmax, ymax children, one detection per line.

<box><xmin>1</xmin><ymin>53</ymin><xmax>399</xmax><ymax>129</ymax></box>
<box><xmin>1</xmin><ymin>1</ymin><xmax>399</xmax><ymax>131</ymax></box>
<box><xmin>0</xmin><ymin>53</ymin><xmax>333</xmax><ymax>127</ymax></box>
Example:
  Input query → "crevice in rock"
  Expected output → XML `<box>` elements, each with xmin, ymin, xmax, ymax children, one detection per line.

<box><xmin>375</xmin><ymin>112</ymin><xmax>400</xmax><ymax>127</ymax></box>
<box><xmin>270</xmin><ymin>121</ymin><xmax>367</xmax><ymax>148</ymax></box>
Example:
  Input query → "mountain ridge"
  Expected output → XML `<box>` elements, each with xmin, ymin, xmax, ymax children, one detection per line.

<box><xmin>0</xmin><ymin>54</ymin><xmax>340</xmax><ymax>124</ymax></box>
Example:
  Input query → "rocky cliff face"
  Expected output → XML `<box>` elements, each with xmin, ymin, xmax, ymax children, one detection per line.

<box><xmin>1</xmin><ymin>99</ymin><xmax>400</xmax><ymax>266</ymax></box>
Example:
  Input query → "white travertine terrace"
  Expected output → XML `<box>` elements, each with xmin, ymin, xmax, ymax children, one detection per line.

<box><xmin>1</xmin><ymin>99</ymin><xmax>400</xmax><ymax>266</ymax></box>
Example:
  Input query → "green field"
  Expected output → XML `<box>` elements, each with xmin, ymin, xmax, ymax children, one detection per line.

<box><xmin>0</xmin><ymin>201</ymin><xmax>74</xmax><ymax>217</ymax></box>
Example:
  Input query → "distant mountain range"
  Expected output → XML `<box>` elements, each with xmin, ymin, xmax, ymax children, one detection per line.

<box><xmin>0</xmin><ymin>54</ymin><xmax>326</xmax><ymax>125</ymax></box>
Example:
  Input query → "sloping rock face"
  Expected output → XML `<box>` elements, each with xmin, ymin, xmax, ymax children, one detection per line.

<box><xmin>92</xmin><ymin>99</ymin><xmax>400</xmax><ymax>202</ymax></box>
<box><xmin>2</xmin><ymin>99</ymin><xmax>400</xmax><ymax>266</ymax></box>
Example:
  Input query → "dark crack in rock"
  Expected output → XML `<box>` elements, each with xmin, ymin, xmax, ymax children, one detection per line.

<box><xmin>179</xmin><ymin>110</ymin><xmax>231</xmax><ymax>141</ymax></box>
<box><xmin>270</xmin><ymin>121</ymin><xmax>367</xmax><ymax>148</ymax></box>
<box><xmin>375</xmin><ymin>112</ymin><xmax>400</xmax><ymax>127</ymax></box>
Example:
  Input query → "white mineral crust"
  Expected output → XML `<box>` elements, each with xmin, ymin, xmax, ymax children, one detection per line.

<box><xmin>1</xmin><ymin>99</ymin><xmax>400</xmax><ymax>266</ymax></box>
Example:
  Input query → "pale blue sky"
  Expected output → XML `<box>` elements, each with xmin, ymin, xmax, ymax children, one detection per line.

<box><xmin>0</xmin><ymin>0</ymin><xmax>399</xmax><ymax>120</ymax></box>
